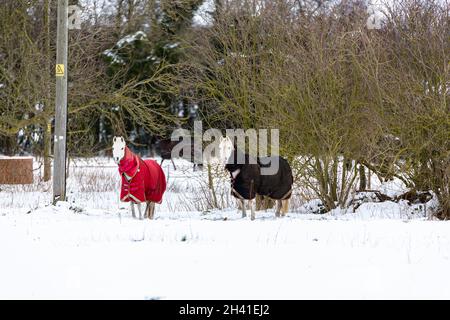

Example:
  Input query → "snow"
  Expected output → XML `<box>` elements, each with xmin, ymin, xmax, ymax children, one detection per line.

<box><xmin>103</xmin><ymin>49</ymin><xmax>125</xmax><ymax>65</ymax></box>
<box><xmin>34</xmin><ymin>103</ymin><xmax>44</xmax><ymax>112</ymax></box>
<box><xmin>146</xmin><ymin>55</ymin><xmax>161</xmax><ymax>65</ymax></box>
<box><xmin>103</xmin><ymin>31</ymin><xmax>148</xmax><ymax>65</ymax></box>
<box><xmin>193</xmin><ymin>0</ymin><xmax>215</xmax><ymax>27</ymax></box>
<box><xmin>116</xmin><ymin>31</ymin><xmax>147</xmax><ymax>48</ymax></box>
<box><xmin>0</xmin><ymin>157</ymin><xmax>448</xmax><ymax>299</ymax></box>
<box><xmin>163</xmin><ymin>42</ymin><xmax>180</xmax><ymax>50</ymax></box>
<box><xmin>378</xmin><ymin>179</ymin><xmax>409</xmax><ymax>199</ymax></box>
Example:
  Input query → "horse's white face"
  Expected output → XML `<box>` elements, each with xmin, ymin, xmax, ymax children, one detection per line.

<box><xmin>219</xmin><ymin>136</ymin><xmax>234</xmax><ymax>165</ymax></box>
<box><xmin>112</xmin><ymin>136</ymin><xmax>126</xmax><ymax>164</ymax></box>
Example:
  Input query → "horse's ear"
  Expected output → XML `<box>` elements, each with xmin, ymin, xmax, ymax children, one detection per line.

<box><xmin>113</xmin><ymin>136</ymin><xmax>116</xmax><ymax>143</ymax></box>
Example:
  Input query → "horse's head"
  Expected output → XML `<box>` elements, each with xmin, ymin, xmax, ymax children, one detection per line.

<box><xmin>219</xmin><ymin>136</ymin><xmax>234</xmax><ymax>165</ymax></box>
<box><xmin>224</xmin><ymin>142</ymin><xmax>245</xmax><ymax>174</ymax></box>
<box><xmin>112</xmin><ymin>136</ymin><xmax>126</xmax><ymax>164</ymax></box>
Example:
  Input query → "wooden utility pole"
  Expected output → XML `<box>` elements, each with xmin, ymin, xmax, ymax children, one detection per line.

<box><xmin>53</xmin><ymin>0</ymin><xmax>68</xmax><ymax>203</ymax></box>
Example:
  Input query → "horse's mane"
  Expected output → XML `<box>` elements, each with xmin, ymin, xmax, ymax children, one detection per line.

<box><xmin>118</xmin><ymin>146</ymin><xmax>140</xmax><ymax>176</ymax></box>
<box><xmin>123</xmin><ymin>146</ymin><xmax>134</xmax><ymax>161</ymax></box>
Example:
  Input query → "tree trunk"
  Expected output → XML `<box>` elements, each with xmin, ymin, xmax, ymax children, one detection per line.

<box><xmin>359</xmin><ymin>163</ymin><xmax>366</xmax><ymax>190</ymax></box>
<box><xmin>115</xmin><ymin>0</ymin><xmax>125</xmax><ymax>35</ymax></box>
<box><xmin>43</xmin><ymin>0</ymin><xmax>52</xmax><ymax>182</ymax></box>
<box><xmin>43</xmin><ymin>122</ymin><xmax>52</xmax><ymax>181</ymax></box>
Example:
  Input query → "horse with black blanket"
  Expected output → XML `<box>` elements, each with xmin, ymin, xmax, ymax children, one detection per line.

<box><xmin>225</xmin><ymin>147</ymin><xmax>293</xmax><ymax>220</ymax></box>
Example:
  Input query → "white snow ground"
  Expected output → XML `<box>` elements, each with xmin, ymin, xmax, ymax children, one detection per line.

<box><xmin>0</xmin><ymin>157</ymin><xmax>449</xmax><ymax>299</ymax></box>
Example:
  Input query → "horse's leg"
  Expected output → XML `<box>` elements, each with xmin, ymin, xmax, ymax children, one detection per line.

<box><xmin>148</xmin><ymin>201</ymin><xmax>151</xmax><ymax>219</ymax></box>
<box><xmin>275</xmin><ymin>200</ymin><xmax>282</xmax><ymax>218</ymax></box>
<box><xmin>281</xmin><ymin>199</ymin><xmax>289</xmax><ymax>216</ymax></box>
<box><xmin>241</xmin><ymin>199</ymin><xmax>247</xmax><ymax>218</ymax></box>
<box><xmin>144</xmin><ymin>201</ymin><xmax>149</xmax><ymax>219</ymax></box>
<box><xmin>149</xmin><ymin>202</ymin><xmax>155</xmax><ymax>219</ymax></box>
<box><xmin>137</xmin><ymin>202</ymin><xmax>143</xmax><ymax>220</ymax></box>
<box><xmin>131</xmin><ymin>202</ymin><xmax>136</xmax><ymax>219</ymax></box>
<box><xmin>250</xmin><ymin>199</ymin><xmax>255</xmax><ymax>221</ymax></box>
<box><xmin>160</xmin><ymin>159</ymin><xmax>165</xmax><ymax>166</ymax></box>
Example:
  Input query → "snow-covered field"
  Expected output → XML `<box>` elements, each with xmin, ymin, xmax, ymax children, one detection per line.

<box><xmin>1</xmin><ymin>157</ymin><xmax>449</xmax><ymax>299</ymax></box>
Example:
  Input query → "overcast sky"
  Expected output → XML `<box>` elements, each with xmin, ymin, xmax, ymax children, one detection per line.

<box><xmin>77</xmin><ymin>0</ymin><xmax>401</xmax><ymax>30</ymax></box>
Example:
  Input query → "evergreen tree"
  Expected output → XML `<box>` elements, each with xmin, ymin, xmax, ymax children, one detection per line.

<box><xmin>103</xmin><ymin>0</ymin><xmax>205</xmax><ymax>141</ymax></box>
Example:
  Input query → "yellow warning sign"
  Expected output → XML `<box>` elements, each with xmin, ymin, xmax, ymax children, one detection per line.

<box><xmin>56</xmin><ymin>64</ymin><xmax>65</xmax><ymax>77</ymax></box>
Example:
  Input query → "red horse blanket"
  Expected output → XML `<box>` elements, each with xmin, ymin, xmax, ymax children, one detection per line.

<box><xmin>118</xmin><ymin>147</ymin><xmax>166</xmax><ymax>203</ymax></box>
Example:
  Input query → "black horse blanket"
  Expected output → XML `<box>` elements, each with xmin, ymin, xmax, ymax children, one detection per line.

<box><xmin>225</xmin><ymin>149</ymin><xmax>293</xmax><ymax>201</ymax></box>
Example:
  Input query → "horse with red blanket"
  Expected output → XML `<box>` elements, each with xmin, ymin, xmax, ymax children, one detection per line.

<box><xmin>112</xmin><ymin>136</ymin><xmax>166</xmax><ymax>219</ymax></box>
